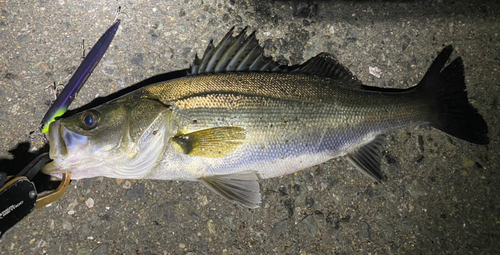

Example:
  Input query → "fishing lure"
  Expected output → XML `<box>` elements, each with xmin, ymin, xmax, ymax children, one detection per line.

<box><xmin>40</xmin><ymin>20</ymin><xmax>120</xmax><ymax>133</ymax></box>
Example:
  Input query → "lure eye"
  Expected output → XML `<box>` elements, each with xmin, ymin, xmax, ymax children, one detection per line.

<box><xmin>81</xmin><ymin>111</ymin><xmax>99</xmax><ymax>130</ymax></box>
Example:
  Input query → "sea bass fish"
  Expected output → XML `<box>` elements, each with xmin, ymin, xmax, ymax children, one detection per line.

<box><xmin>43</xmin><ymin>27</ymin><xmax>488</xmax><ymax>207</ymax></box>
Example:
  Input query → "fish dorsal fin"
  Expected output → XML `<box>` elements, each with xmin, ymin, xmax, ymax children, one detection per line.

<box><xmin>200</xmin><ymin>171</ymin><xmax>261</xmax><ymax>208</ymax></box>
<box><xmin>190</xmin><ymin>27</ymin><xmax>362</xmax><ymax>85</ymax></box>
<box><xmin>345</xmin><ymin>135</ymin><xmax>386</xmax><ymax>182</ymax></box>
<box><xmin>190</xmin><ymin>27</ymin><xmax>284</xmax><ymax>75</ymax></box>
<box><xmin>292</xmin><ymin>52</ymin><xmax>362</xmax><ymax>85</ymax></box>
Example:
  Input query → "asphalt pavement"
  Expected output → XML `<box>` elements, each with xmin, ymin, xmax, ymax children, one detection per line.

<box><xmin>0</xmin><ymin>0</ymin><xmax>499</xmax><ymax>254</ymax></box>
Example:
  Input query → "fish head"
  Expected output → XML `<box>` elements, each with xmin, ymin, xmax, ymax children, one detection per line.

<box><xmin>43</xmin><ymin>97</ymin><xmax>173</xmax><ymax>180</ymax></box>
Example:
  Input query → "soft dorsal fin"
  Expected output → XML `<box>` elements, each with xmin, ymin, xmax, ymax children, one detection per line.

<box><xmin>190</xmin><ymin>27</ymin><xmax>360</xmax><ymax>85</ymax></box>
<box><xmin>291</xmin><ymin>52</ymin><xmax>362</xmax><ymax>85</ymax></box>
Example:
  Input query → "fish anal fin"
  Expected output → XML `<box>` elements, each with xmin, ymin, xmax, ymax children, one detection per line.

<box><xmin>200</xmin><ymin>171</ymin><xmax>261</xmax><ymax>208</ymax></box>
<box><xmin>172</xmin><ymin>127</ymin><xmax>246</xmax><ymax>158</ymax></box>
<box><xmin>346</xmin><ymin>135</ymin><xmax>385</xmax><ymax>182</ymax></box>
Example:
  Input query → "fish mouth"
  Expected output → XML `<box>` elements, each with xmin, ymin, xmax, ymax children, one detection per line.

<box><xmin>48</xmin><ymin>120</ymin><xmax>67</xmax><ymax>160</ymax></box>
<box><xmin>44</xmin><ymin>120</ymin><xmax>89</xmax><ymax>175</ymax></box>
<box><xmin>47</xmin><ymin>120</ymin><xmax>88</xmax><ymax>161</ymax></box>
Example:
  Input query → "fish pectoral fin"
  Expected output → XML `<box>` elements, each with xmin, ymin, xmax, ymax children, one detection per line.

<box><xmin>346</xmin><ymin>135</ymin><xmax>385</xmax><ymax>182</ymax></box>
<box><xmin>172</xmin><ymin>127</ymin><xmax>246</xmax><ymax>158</ymax></box>
<box><xmin>199</xmin><ymin>171</ymin><xmax>261</xmax><ymax>208</ymax></box>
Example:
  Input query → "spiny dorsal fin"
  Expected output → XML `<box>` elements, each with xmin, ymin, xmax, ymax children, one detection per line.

<box><xmin>345</xmin><ymin>135</ymin><xmax>386</xmax><ymax>182</ymax></box>
<box><xmin>190</xmin><ymin>27</ymin><xmax>282</xmax><ymax>74</ymax></box>
<box><xmin>190</xmin><ymin>27</ymin><xmax>361</xmax><ymax>85</ymax></box>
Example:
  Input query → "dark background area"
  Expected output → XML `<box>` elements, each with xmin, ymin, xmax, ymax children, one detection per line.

<box><xmin>0</xmin><ymin>0</ymin><xmax>499</xmax><ymax>254</ymax></box>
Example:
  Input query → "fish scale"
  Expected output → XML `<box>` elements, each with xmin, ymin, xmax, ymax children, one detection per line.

<box><xmin>138</xmin><ymin>72</ymin><xmax>430</xmax><ymax>181</ymax></box>
<box><xmin>43</xmin><ymin>29</ymin><xmax>488</xmax><ymax>208</ymax></box>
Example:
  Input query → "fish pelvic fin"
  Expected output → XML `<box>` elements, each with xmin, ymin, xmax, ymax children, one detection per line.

<box><xmin>419</xmin><ymin>45</ymin><xmax>488</xmax><ymax>145</ymax></box>
<box><xmin>346</xmin><ymin>135</ymin><xmax>385</xmax><ymax>182</ymax></box>
<box><xmin>199</xmin><ymin>171</ymin><xmax>261</xmax><ymax>208</ymax></box>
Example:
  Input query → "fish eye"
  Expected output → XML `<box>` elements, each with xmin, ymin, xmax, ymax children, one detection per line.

<box><xmin>81</xmin><ymin>111</ymin><xmax>99</xmax><ymax>130</ymax></box>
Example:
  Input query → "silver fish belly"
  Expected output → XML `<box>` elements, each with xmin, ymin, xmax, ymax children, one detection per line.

<box><xmin>43</xmin><ymin>28</ymin><xmax>488</xmax><ymax>208</ymax></box>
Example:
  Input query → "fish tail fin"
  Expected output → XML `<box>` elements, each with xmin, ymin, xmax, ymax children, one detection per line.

<box><xmin>419</xmin><ymin>45</ymin><xmax>488</xmax><ymax>145</ymax></box>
